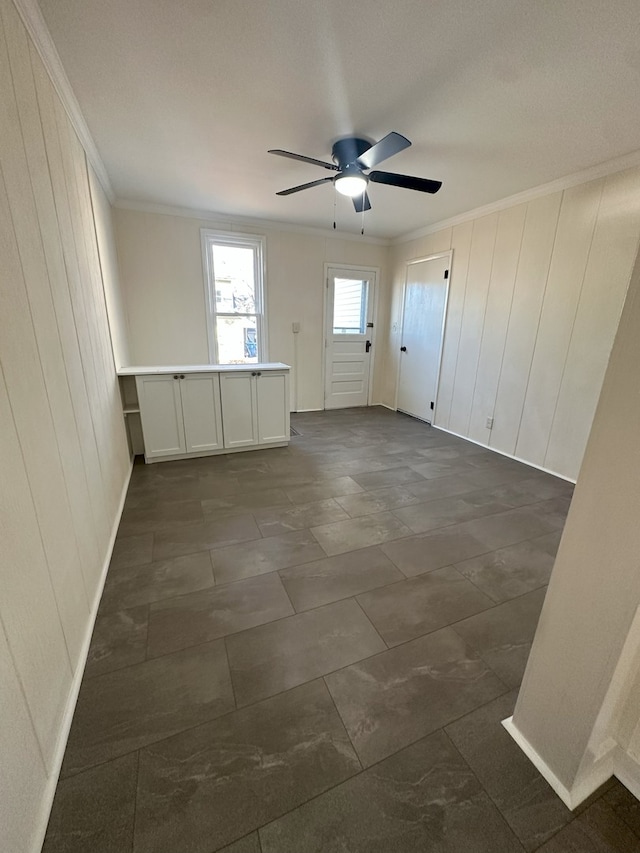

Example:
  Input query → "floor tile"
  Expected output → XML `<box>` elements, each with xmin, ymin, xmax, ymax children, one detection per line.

<box><xmin>146</xmin><ymin>572</ymin><xmax>294</xmax><ymax>657</ymax></box>
<box><xmin>226</xmin><ymin>598</ymin><xmax>386</xmax><ymax>707</ymax></box>
<box><xmin>445</xmin><ymin>691</ymin><xmax>572</xmax><ymax>850</ymax></box>
<box><xmin>392</xmin><ymin>489</ymin><xmax>515</xmax><ymax>534</ymax></box>
<box><xmin>99</xmin><ymin>551</ymin><xmax>215</xmax><ymax>614</ymax></box>
<box><xmin>85</xmin><ymin>606</ymin><xmax>148</xmax><ymax>678</ymax></box>
<box><xmin>42</xmin><ymin>753</ymin><xmax>137</xmax><ymax>853</ymax></box>
<box><xmin>279</xmin><ymin>546</ymin><xmax>403</xmax><ymax>612</ymax></box>
<box><xmin>603</xmin><ymin>782</ymin><xmax>640</xmax><ymax>838</ymax></box>
<box><xmin>454</xmin><ymin>535</ymin><xmax>557</xmax><ymax>602</ymax></box>
<box><xmin>217</xmin><ymin>834</ymin><xmax>261</xmax><ymax>853</ymax></box>
<box><xmin>201</xmin><ymin>488</ymin><xmax>291</xmax><ymax>519</ymax></box>
<box><xmin>152</xmin><ymin>514</ymin><xmax>261</xmax><ymax>560</ymax></box>
<box><xmin>211</xmin><ymin>529</ymin><xmax>325</xmax><ymax>584</ymax></box>
<box><xmin>134</xmin><ymin>680</ymin><xmax>360</xmax><ymax>853</ymax></box>
<box><xmin>351</xmin><ymin>466</ymin><xmax>426</xmax><ymax>489</ymax></box>
<box><xmin>535</xmin><ymin>799</ymin><xmax>640</xmax><ymax>852</ymax></box>
<box><xmin>381</xmin><ymin>525</ymin><xmax>492</xmax><ymax>577</ymax></box>
<box><xmin>62</xmin><ymin>641</ymin><xmax>234</xmax><ymax>776</ymax></box>
<box><xmin>311</xmin><ymin>512</ymin><xmax>413</xmax><ymax>557</ymax></box>
<box><xmin>409</xmin><ymin>459</ymin><xmax>475</xmax><ymax>480</ymax></box>
<box><xmin>334</xmin><ymin>485</ymin><xmax>421</xmax><ymax>517</ymax></box>
<box><xmin>117</xmin><ymin>498</ymin><xmax>204</xmax><ymax>537</ymax></box>
<box><xmin>260</xmin><ymin>728</ymin><xmax>523</xmax><ymax>853</ymax></box>
<box><xmin>325</xmin><ymin>626</ymin><xmax>506</xmax><ymax>766</ymax></box>
<box><xmin>461</xmin><ymin>506</ymin><xmax>559</xmax><ymax>550</ymax></box>
<box><xmin>405</xmin><ymin>473</ymin><xmax>484</xmax><ymax>501</ymax></box>
<box><xmin>254</xmin><ymin>498</ymin><xmax>349</xmax><ymax>537</ymax></box>
<box><xmin>284</xmin><ymin>476</ymin><xmax>364</xmax><ymax>504</ymax></box>
<box><xmin>109</xmin><ymin>533</ymin><xmax>153</xmax><ymax>571</ymax></box>
<box><xmin>357</xmin><ymin>566</ymin><xmax>494</xmax><ymax>646</ymax></box>
<box><xmin>453</xmin><ymin>587</ymin><xmax>547</xmax><ymax>687</ymax></box>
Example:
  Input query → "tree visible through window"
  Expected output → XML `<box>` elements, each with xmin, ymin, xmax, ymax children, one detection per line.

<box><xmin>201</xmin><ymin>231</ymin><xmax>266</xmax><ymax>364</ymax></box>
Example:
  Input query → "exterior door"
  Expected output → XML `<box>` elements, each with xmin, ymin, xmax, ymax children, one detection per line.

<box><xmin>397</xmin><ymin>254</ymin><xmax>450</xmax><ymax>422</ymax></box>
<box><xmin>324</xmin><ymin>267</ymin><xmax>376</xmax><ymax>409</ymax></box>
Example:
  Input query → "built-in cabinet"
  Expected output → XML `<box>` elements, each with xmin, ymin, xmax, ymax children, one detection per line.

<box><xmin>120</xmin><ymin>364</ymin><xmax>290</xmax><ymax>462</ymax></box>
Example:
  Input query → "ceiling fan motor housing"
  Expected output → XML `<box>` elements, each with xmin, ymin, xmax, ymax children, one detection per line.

<box><xmin>331</xmin><ymin>137</ymin><xmax>372</xmax><ymax>169</ymax></box>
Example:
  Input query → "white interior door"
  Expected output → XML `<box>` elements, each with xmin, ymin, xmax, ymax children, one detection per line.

<box><xmin>397</xmin><ymin>255</ymin><xmax>450</xmax><ymax>422</ymax></box>
<box><xmin>325</xmin><ymin>268</ymin><xmax>375</xmax><ymax>409</ymax></box>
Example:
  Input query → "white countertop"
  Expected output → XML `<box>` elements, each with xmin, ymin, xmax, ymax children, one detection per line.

<box><xmin>118</xmin><ymin>362</ymin><xmax>290</xmax><ymax>376</ymax></box>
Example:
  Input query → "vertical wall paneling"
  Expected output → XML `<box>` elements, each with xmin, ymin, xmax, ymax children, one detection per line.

<box><xmin>0</xmin><ymin>619</ymin><xmax>48</xmax><ymax>853</ymax></box>
<box><xmin>0</xmin><ymin>2</ymin><xmax>131</xmax><ymax>848</ymax></box>
<box><xmin>434</xmin><ymin>221</ymin><xmax>471</xmax><ymax>427</ymax></box>
<box><xmin>448</xmin><ymin>213</ymin><xmax>499</xmax><ymax>436</ymax></box>
<box><xmin>467</xmin><ymin>204</ymin><xmax>526</xmax><ymax>444</ymax></box>
<box><xmin>0</xmin><ymin>5</ymin><xmax>89</xmax><ymax>667</ymax></box>
<box><xmin>0</xmin><ymin>195</ymin><xmax>73</xmax><ymax>770</ymax></box>
<box><xmin>515</xmin><ymin>180</ymin><xmax>603</xmax><ymax>465</ymax></box>
<box><xmin>544</xmin><ymin>167</ymin><xmax>640</xmax><ymax>476</ymax></box>
<box><xmin>31</xmin><ymin>42</ymin><xmax>112</xmax><ymax>547</ymax></box>
<box><xmin>490</xmin><ymin>192</ymin><xmax>562</xmax><ymax>455</ymax></box>
<box><xmin>2</xmin><ymin>3</ymin><xmax>100</xmax><ymax>585</ymax></box>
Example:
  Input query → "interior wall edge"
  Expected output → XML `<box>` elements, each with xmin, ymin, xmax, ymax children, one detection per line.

<box><xmin>9</xmin><ymin>0</ymin><xmax>114</xmax><ymax>202</ymax></box>
<box><xmin>32</xmin><ymin>458</ymin><xmax>133</xmax><ymax>853</ymax></box>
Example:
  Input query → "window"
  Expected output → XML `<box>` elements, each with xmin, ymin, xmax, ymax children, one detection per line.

<box><xmin>201</xmin><ymin>230</ymin><xmax>266</xmax><ymax>364</ymax></box>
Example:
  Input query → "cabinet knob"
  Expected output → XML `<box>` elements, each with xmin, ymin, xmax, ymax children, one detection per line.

<box><xmin>251</xmin><ymin>371</ymin><xmax>257</xmax><ymax>376</ymax></box>
<box><xmin>173</xmin><ymin>374</ymin><xmax>179</xmax><ymax>379</ymax></box>
<box><xmin>257</xmin><ymin>371</ymin><xmax>262</xmax><ymax>376</ymax></box>
<box><xmin>180</xmin><ymin>374</ymin><xmax>185</xmax><ymax>379</ymax></box>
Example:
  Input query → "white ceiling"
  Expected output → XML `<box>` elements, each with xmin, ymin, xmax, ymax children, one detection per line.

<box><xmin>38</xmin><ymin>0</ymin><xmax>640</xmax><ymax>239</ymax></box>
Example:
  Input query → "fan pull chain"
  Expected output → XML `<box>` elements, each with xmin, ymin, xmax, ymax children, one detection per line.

<box><xmin>361</xmin><ymin>194</ymin><xmax>365</xmax><ymax>236</ymax></box>
<box><xmin>333</xmin><ymin>188</ymin><xmax>337</xmax><ymax>230</ymax></box>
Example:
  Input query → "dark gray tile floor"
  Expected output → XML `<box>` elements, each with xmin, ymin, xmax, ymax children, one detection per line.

<box><xmin>43</xmin><ymin>407</ymin><xmax>640</xmax><ymax>853</ymax></box>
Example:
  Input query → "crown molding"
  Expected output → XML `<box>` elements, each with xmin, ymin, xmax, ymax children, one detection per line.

<box><xmin>394</xmin><ymin>148</ymin><xmax>640</xmax><ymax>245</ymax></box>
<box><xmin>12</xmin><ymin>0</ymin><xmax>115</xmax><ymax>202</ymax></box>
<box><xmin>113</xmin><ymin>198</ymin><xmax>392</xmax><ymax>246</ymax></box>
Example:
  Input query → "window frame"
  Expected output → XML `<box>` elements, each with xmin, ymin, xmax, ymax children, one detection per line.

<box><xmin>201</xmin><ymin>229</ymin><xmax>267</xmax><ymax>365</ymax></box>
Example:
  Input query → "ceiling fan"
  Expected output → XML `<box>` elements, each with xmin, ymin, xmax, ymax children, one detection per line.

<box><xmin>268</xmin><ymin>132</ymin><xmax>442</xmax><ymax>212</ymax></box>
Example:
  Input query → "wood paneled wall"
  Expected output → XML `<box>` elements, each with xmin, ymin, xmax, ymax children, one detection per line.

<box><xmin>385</xmin><ymin>169</ymin><xmax>640</xmax><ymax>481</ymax></box>
<box><xmin>0</xmin><ymin>2</ymin><xmax>131</xmax><ymax>850</ymax></box>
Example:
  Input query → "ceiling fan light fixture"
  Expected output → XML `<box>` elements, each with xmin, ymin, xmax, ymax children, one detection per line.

<box><xmin>334</xmin><ymin>173</ymin><xmax>368</xmax><ymax>197</ymax></box>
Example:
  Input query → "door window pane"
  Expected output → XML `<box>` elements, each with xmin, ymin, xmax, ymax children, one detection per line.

<box><xmin>216</xmin><ymin>316</ymin><xmax>258</xmax><ymax>364</ymax></box>
<box><xmin>333</xmin><ymin>278</ymin><xmax>367</xmax><ymax>334</ymax></box>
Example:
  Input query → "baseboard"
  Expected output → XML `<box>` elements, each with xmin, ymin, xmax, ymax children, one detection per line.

<box><xmin>292</xmin><ymin>408</ymin><xmax>323</xmax><ymax>413</ymax></box>
<box><xmin>34</xmin><ymin>458</ymin><xmax>134</xmax><ymax>852</ymax></box>
<box><xmin>502</xmin><ymin>716</ymin><xmax>617</xmax><ymax>810</ymax></box>
<box><xmin>431</xmin><ymin>424</ymin><xmax>577</xmax><ymax>484</ymax></box>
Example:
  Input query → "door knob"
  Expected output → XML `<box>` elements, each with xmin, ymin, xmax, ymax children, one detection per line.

<box><xmin>400</xmin><ymin>346</ymin><xmax>407</xmax><ymax>352</ymax></box>
<box><xmin>365</xmin><ymin>340</ymin><xmax>372</xmax><ymax>353</ymax></box>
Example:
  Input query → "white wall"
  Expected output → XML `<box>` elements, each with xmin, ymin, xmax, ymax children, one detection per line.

<box><xmin>382</xmin><ymin>167</ymin><xmax>640</xmax><ymax>480</ymax></box>
<box><xmin>114</xmin><ymin>207</ymin><xmax>390</xmax><ymax>411</ymax></box>
<box><xmin>508</xmin><ymin>236</ymin><xmax>640</xmax><ymax>805</ymax></box>
<box><xmin>0</xmin><ymin>1</ymin><xmax>131</xmax><ymax>850</ymax></box>
<box><xmin>89</xmin><ymin>165</ymin><xmax>131</xmax><ymax>367</ymax></box>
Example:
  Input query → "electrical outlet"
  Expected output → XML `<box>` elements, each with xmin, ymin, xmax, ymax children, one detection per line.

<box><xmin>486</xmin><ymin>416</ymin><xmax>494</xmax><ymax>429</ymax></box>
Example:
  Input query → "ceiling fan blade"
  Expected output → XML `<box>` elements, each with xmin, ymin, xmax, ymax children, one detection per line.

<box><xmin>352</xmin><ymin>192</ymin><xmax>372</xmax><ymax>213</ymax></box>
<box><xmin>276</xmin><ymin>177</ymin><xmax>335</xmax><ymax>196</ymax></box>
<box><xmin>356</xmin><ymin>132</ymin><xmax>411</xmax><ymax>169</ymax></box>
<box><xmin>369</xmin><ymin>170</ymin><xmax>442</xmax><ymax>194</ymax></box>
<box><xmin>268</xmin><ymin>149</ymin><xmax>338</xmax><ymax>171</ymax></box>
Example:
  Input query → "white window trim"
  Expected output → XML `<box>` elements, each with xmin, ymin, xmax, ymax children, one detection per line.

<box><xmin>200</xmin><ymin>229</ymin><xmax>268</xmax><ymax>364</ymax></box>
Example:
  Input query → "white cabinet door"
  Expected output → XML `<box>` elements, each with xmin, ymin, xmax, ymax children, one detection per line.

<box><xmin>136</xmin><ymin>374</ymin><xmax>185</xmax><ymax>459</ymax></box>
<box><xmin>256</xmin><ymin>371</ymin><xmax>289</xmax><ymax>444</ymax></box>
<box><xmin>181</xmin><ymin>373</ymin><xmax>223</xmax><ymax>453</ymax></box>
<box><xmin>219</xmin><ymin>372</ymin><xmax>259</xmax><ymax>448</ymax></box>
